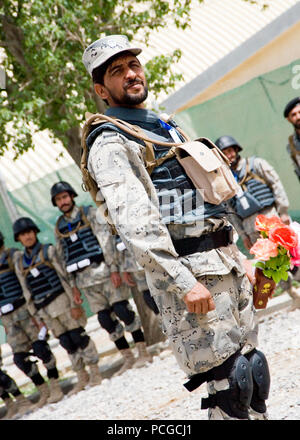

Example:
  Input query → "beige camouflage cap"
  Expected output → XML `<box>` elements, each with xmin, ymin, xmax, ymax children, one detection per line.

<box><xmin>82</xmin><ymin>35</ymin><xmax>142</xmax><ymax>77</ymax></box>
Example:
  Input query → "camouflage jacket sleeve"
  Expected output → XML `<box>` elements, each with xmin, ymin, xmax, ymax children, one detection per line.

<box><xmin>87</xmin><ymin>131</ymin><xmax>198</xmax><ymax>299</ymax></box>
<box><xmin>47</xmin><ymin>244</ymin><xmax>76</xmax><ymax>307</ymax></box>
<box><xmin>13</xmin><ymin>251</ymin><xmax>37</xmax><ymax>317</ymax></box>
<box><xmin>254</xmin><ymin>157</ymin><xmax>289</xmax><ymax>215</ymax></box>
<box><xmin>87</xmin><ymin>206</ymin><xmax>119</xmax><ymax>273</ymax></box>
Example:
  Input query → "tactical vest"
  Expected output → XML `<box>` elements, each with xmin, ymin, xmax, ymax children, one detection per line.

<box><xmin>20</xmin><ymin>243</ymin><xmax>64</xmax><ymax>310</ymax></box>
<box><xmin>232</xmin><ymin>157</ymin><xmax>275</xmax><ymax>219</ymax></box>
<box><xmin>55</xmin><ymin>206</ymin><xmax>104</xmax><ymax>272</ymax></box>
<box><xmin>85</xmin><ymin>120</ymin><xmax>226</xmax><ymax>224</ymax></box>
<box><xmin>0</xmin><ymin>249</ymin><xmax>25</xmax><ymax>313</ymax></box>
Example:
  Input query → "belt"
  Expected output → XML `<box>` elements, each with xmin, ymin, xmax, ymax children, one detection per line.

<box><xmin>172</xmin><ymin>226</ymin><xmax>233</xmax><ymax>257</ymax></box>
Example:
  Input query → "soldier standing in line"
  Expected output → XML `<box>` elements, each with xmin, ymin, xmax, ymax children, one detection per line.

<box><xmin>0</xmin><ymin>345</ymin><xmax>34</xmax><ymax>419</ymax></box>
<box><xmin>215</xmin><ymin>135</ymin><xmax>300</xmax><ymax>306</ymax></box>
<box><xmin>80</xmin><ymin>35</ymin><xmax>271</xmax><ymax>420</ymax></box>
<box><xmin>0</xmin><ymin>229</ymin><xmax>59</xmax><ymax>409</ymax></box>
<box><xmin>13</xmin><ymin>217</ymin><xmax>102</xmax><ymax>397</ymax></box>
<box><xmin>50</xmin><ymin>181</ymin><xmax>152</xmax><ymax>376</ymax></box>
<box><xmin>283</xmin><ymin>97</ymin><xmax>300</xmax><ymax>182</ymax></box>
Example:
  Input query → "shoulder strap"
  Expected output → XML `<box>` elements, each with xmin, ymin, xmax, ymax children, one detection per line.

<box><xmin>39</xmin><ymin>244</ymin><xmax>55</xmax><ymax>270</ymax></box>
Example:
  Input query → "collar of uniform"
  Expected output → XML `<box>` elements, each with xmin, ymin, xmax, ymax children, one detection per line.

<box><xmin>24</xmin><ymin>241</ymin><xmax>42</xmax><ymax>260</ymax></box>
<box><xmin>62</xmin><ymin>204</ymin><xmax>81</xmax><ymax>221</ymax></box>
<box><xmin>105</xmin><ymin>107</ymin><xmax>160</xmax><ymax>125</ymax></box>
<box><xmin>234</xmin><ymin>156</ymin><xmax>246</xmax><ymax>172</ymax></box>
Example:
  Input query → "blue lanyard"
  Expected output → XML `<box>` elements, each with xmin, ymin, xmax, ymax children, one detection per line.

<box><xmin>158</xmin><ymin>119</ymin><xmax>182</xmax><ymax>143</ymax></box>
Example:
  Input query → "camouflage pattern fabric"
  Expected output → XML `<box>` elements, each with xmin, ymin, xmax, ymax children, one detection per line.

<box><xmin>87</xmin><ymin>129</ymin><xmax>258</xmax><ymax>376</ymax></box>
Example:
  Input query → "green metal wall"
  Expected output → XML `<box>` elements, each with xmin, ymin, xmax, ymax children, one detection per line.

<box><xmin>175</xmin><ymin>58</ymin><xmax>300</xmax><ymax>222</ymax></box>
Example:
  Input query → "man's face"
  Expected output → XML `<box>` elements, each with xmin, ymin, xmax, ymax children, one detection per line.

<box><xmin>54</xmin><ymin>191</ymin><xmax>74</xmax><ymax>213</ymax></box>
<box><xmin>222</xmin><ymin>146</ymin><xmax>238</xmax><ymax>164</ymax></box>
<box><xmin>18</xmin><ymin>230</ymin><xmax>37</xmax><ymax>248</ymax></box>
<box><xmin>94</xmin><ymin>53</ymin><xmax>148</xmax><ymax>108</ymax></box>
<box><xmin>287</xmin><ymin>104</ymin><xmax>300</xmax><ymax>130</ymax></box>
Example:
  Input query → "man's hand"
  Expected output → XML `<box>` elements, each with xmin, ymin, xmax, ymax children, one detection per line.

<box><xmin>280</xmin><ymin>213</ymin><xmax>290</xmax><ymax>225</ymax></box>
<box><xmin>72</xmin><ymin>286</ymin><xmax>83</xmax><ymax>305</ymax></box>
<box><xmin>71</xmin><ymin>306</ymin><xmax>84</xmax><ymax>320</ymax></box>
<box><xmin>183</xmin><ymin>282</ymin><xmax>215</xmax><ymax>315</ymax></box>
<box><xmin>242</xmin><ymin>258</ymin><xmax>256</xmax><ymax>285</ymax></box>
<box><xmin>242</xmin><ymin>236</ymin><xmax>252</xmax><ymax>251</ymax></box>
<box><xmin>122</xmin><ymin>272</ymin><xmax>136</xmax><ymax>287</ymax></box>
<box><xmin>111</xmin><ymin>272</ymin><xmax>122</xmax><ymax>288</ymax></box>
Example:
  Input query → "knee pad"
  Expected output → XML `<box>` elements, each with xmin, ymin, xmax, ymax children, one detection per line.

<box><xmin>59</xmin><ymin>331</ymin><xmax>77</xmax><ymax>354</ymax></box>
<box><xmin>245</xmin><ymin>349</ymin><xmax>270</xmax><ymax>413</ymax></box>
<box><xmin>69</xmin><ymin>327</ymin><xmax>90</xmax><ymax>350</ymax></box>
<box><xmin>97</xmin><ymin>309</ymin><xmax>118</xmax><ymax>334</ymax></box>
<box><xmin>0</xmin><ymin>370</ymin><xmax>13</xmax><ymax>391</ymax></box>
<box><xmin>143</xmin><ymin>290</ymin><xmax>159</xmax><ymax>315</ymax></box>
<box><xmin>32</xmin><ymin>340</ymin><xmax>52</xmax><ymax>364</ymax></box>
<box><xmin>201</xmin><ymin>352</ymin><xmax>253</xmax><ymax>419</ymax></box>
<box><xmin>13</xmin><ymin>351</ymin><xmax>39</xmax><ymax>377</ymax></box>
<box><xmin>113</xmin><ymin>300</ymin><xmax>135</xmax><ymax>325</ymax></box>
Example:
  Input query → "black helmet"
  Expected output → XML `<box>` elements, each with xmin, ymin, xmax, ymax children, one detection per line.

<box><xmin>50</xmin><ymin>181</ymin><xmax>78</xmax><ymax>206</ymax></box>
<box><xmin>283</xmin><ymin>97</ymin><xmax>300</xmax><ymax>118</ymax></box>
<box><xmin>215</xmin><ymin>135</ymin><xmax>243</xmax><ymax>152</ymax></box>
<box><xmin>13</xmin><ymin>217</ymin><xmax>40</xmax><ymax>241</ymax></box>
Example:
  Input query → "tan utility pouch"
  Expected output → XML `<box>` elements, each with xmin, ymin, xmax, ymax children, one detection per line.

<box><xmin>81</xmin><ymin>113</ymin><xmax>239</xmax><ymax>208</ymax></box>
<box><xmin>174</xmin><ymin>137</ymin><xmax>239</xmax><ymax>204</ymax></box>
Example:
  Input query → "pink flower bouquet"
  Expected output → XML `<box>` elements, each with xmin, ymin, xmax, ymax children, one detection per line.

<box><xmin>250</xmin><ymin>215</ymin><xmax>300</xmax><ymax>284</ymax></box>
<box><xmin>249</xmin><ymin>215</ymin><xmax>300</xmax><ymax>309</ymax></box>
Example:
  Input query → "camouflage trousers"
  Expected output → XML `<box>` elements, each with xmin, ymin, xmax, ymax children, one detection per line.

<box><xmin>154</xmin><ymin>271</ymin><xmax>258</xmax><ymax>377</ymax></box>
<box><xmin>1</xmin><ymin>303</ymin><xmax>57</xmax><ymax>372</ymax></box>
<box><xmin>82</xmin><ymin>279</ymin><xmax>132</xmax><ymax>313</ymax></box>
<box><xmin>37</xmin><ymin>293</ymin><xmax>99</xmax><ymax>371</ymax></box>
<box><xmin>82</xmin><ymin>280</ymin><xmax>141</xmax><ymax>342</ymax></box>
<box><xmin>1</xmin><ymin>304</ymin><xmax>42</xmax><ymax>353</ymax></box>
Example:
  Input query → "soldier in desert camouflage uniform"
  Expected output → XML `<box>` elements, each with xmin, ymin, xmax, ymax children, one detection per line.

<box><xmin>80</xmin><ymin>35</ymin><xmax>271</xmax><ymax>420</ymax></box>
<box><xmin>215</xmin><ymin>135</ymin><xmax>300</xmax><ymax>306</ymax></box>
<box><xmin>51</xmin><ymin>181</ymin><xmax>152</xmax><ymax>376</ymax></box>
<box><xmin>283</xmin><ymin>97</ymin><xmax>300</xmax><ymax>182</ymax></box>
<box><xmin>0</xmin><ymin>228</ymin><xmax>59</xmax><ymax>409</ymax></box>
<box><xmin>13</xmin><ymin>217</ymin><xmax>102</xmax><ymax>397</ymax></box>
<box><xmin>0</xmin><ymin>345</ymin><xmax>34</xmax><ymax>419</ymax></box>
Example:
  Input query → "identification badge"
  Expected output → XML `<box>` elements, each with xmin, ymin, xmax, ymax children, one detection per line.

<box><xmin>30</xmin><ymin>268</ymin><xmax>40</xmax><ymax>278</ymax></box>
<box><xmin>1</xmin><ymin>303</ymin><xmax>14</xmax><ymax>314</ymax></box>
<box><xmin>70</xmin><ymin>233</ymin><xmax>78</xmax><ymax>242</ymax></box>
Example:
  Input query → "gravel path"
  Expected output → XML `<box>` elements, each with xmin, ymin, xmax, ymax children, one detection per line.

<box><xmin>20</xmin><ymin>307</ymin><xmax>300</xmax><ymax>421</ymax></box>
